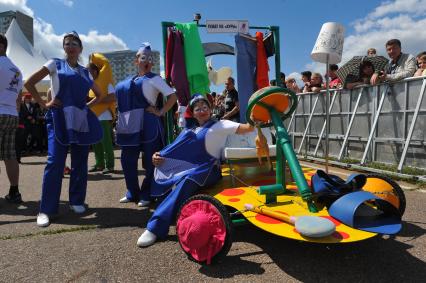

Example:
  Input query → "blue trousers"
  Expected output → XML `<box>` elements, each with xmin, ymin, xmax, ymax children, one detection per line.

<box><xmin>121</xmin><ymin>138</ymin><xmax>163</xmax><ymax>202</ymax></box>
<box><xmin>40</xmin><ymin>121</ymin><xmax>89</xmax><ymax>214</ymax></box>
<box><xmin>147</xmin><ymin>167</ymin><xmax>221</xmax><ymax>238</ymax></box>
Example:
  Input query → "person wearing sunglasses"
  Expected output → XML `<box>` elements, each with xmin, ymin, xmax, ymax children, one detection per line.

<box><xmin>137</xmin><ymin>94</ymin><xmax>255</xmax><ymax>247</ymax></box>
<box><xmin>112</xmin><ymin>42</ymin><xmax>177</xmax><ymax>208</ymax></box>
<box><xmin>25</xmin><ymin>31</ymin><xmax>104</xmax><ymax>227</ymax></box>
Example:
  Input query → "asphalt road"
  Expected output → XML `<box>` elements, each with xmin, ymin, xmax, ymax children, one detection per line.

<box><xmin>0</xmin><ymin>151</ymin><xmax>425</xmax><ymax>282</ymax></box>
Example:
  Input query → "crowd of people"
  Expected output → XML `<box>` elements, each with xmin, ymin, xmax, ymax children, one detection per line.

<box><xmin>0</xmin><ymin>32</ymin><xmax>254</xmax><ymax>249</ymax></box>
<box><xmin>282</xmin><ymin>39</ymin><xmax>425</xmax><ymax>94</ymax></box>
<box><xmin>1</xmin><ymin>32</ymin><xmax>425</xmax><ymax>250</ymax></box>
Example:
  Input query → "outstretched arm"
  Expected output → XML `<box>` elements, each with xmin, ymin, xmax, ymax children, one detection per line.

<box><xmin>236</xmin><ymin>123</ymin><xmax>255</xmax><ymax>135</ymax></box>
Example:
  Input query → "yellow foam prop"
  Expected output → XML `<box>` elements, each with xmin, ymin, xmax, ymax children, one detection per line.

<box><xmin>88</xmin><ymin>53</ymin><xmax>116</xmax><ymax>118</ymax></box>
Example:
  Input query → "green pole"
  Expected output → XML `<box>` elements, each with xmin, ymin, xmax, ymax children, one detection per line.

<box><xmin>270</xmin><ymin>26</ymin><xmax>281</xmax><ymax>87</ymax></box>
<box><xmin>269</xmin><ymin>108</ymin><xmax>318</xmax><ymax>213</ymax></box>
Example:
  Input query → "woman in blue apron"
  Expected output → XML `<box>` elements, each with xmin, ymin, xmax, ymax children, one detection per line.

<box><xmin>114</xmin><ymin>43</ymin><xmax>177</xmax><ymax>207</ymax></box>
<box><xmin>25</xmin><ymin>32</ymin><xmax>103</xmax><ymax>227</ymax></box>
<box><xmin>137</xmin><ymin>95</ymin><xmax>255</xmax><ymax>247</ymax></box>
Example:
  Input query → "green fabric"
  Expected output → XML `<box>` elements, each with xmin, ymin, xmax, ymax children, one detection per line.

<box><xmin>175</xmin><ymin>22</ymin><xmax>210</xmax><ymax>96</ymax></box>
<box><xmin>93</xmin><ymin>120</ymin><xmax>115</xmax><ymax>169</ymax></box>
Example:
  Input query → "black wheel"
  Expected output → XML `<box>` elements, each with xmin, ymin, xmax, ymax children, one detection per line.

<box><xmin>176</xmin><ymin>194</ymin><xmax>233</xmax><ymax>264</ymax></box>
<box><xmin>363</xmin><ymin>174</ymin><xmax>406</xmax><ymax>216</ymax></box>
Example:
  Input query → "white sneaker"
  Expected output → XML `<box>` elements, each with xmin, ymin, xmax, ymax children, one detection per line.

<box><xmin>37</xmin><ymin>213</ymin><xmax>50</xmax><ymax>227</ymax></box>
<box><xmin>137</xmin><ymin>200</ymin><xmax>151</xmax><ymax>207</ymax></box>
<box><xmin>137</xmin><ymin>230</ymin><xmax>157</xmax><ymax>247</ymax></box>
<box><xmin>119</xmin><ymin>196</ymin><xmax>131</xmax><ymax>203</ymax></box>
<box><xmin>70</xmin><ymin>205</ymin><xmax>86</xmax><ymax>214</ymax></box>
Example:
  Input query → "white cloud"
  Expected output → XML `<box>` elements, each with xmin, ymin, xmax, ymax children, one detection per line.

<box><xmin>367</xmin><ymin>0</ymin><xmax>426</xmax><ymax>19</ymax></box>
<box><xmin>303</xmin><ymin>0</ymin><xmax>426</xmax><ymax>73</ymax></box>
<box><xmin>58</xmin><ymin>0</ymin><xmax>73</xmax><ymax>7</ymax></box>
<box><xmin>0</xmin><ymin>0</ymin><xmax>34</xmax><ymax>16</ymax></box>
<box><xmin>1</xmin><ymin>0</ymin><xmax>128</xmax><ymax>64</ymax></box>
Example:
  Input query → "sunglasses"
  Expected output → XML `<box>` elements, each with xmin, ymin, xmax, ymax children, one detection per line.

<box><xmin>193</xmin><ymin>105</ymin><xmax>210</xmax><ymax>113</ymax></box>
<box><xmin>64</xmin><ymin>41</ymin><xmax>80</xmax><ymax>48</ymax></box>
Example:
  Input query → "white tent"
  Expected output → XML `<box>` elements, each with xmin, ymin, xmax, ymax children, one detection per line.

<box><xmin>5</xmin><ymin>19</ymin><xmax>49</xmax><ymax>92</ymax></box>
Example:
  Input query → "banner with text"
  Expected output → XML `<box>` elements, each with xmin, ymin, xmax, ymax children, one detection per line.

<box><xmin>206</xmin><ymin>20</ymin><xmax>249</xmax><ymax>33</ymax></box>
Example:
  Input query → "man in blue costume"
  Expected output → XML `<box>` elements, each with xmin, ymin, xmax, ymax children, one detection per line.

<box><xmin>114</xmin><ymin>43</ymin><xmax>177</xmax><ymax>207</ymax></box>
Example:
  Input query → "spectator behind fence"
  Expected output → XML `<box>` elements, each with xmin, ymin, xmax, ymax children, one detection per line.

<box><xmin>222</xmin><ymin>77</ymin><xmax>240</xmax><ymax>122</ymax></box>
<box><xmin>345</xmin><ymin>60</ymin><xmax>375</xmax><ymax>89</ymax></box>
<box><xmin>414</xmin><ymin>54</ymin><xmax>426</xmax><ymax>77</ymax></box>
<box><xmin>371</xmin><ymin>39</ymin><xmax>416</xmax><ymax>85</ymax></box>
<box><xmin>367</xmin><ymin>48</ymin><xmax>377</xmax><ymax>57</ymax></box>
<box><xmin>304</xmin><ymin>72</ymin><xmax>323</xmax><ymax>93</ymax></box>
<box><xmin>415</xmin><ymin>51</ymin><xmax>426</xmax><ymax>68</ymax></box>
<box><xmin>212</xmin><ymin>93</ymin><xmax>225</xmax><ymax>120</ymax></box>
<box><xmin>325</xmin><ymin>64</ymin><xmax>342</xmax><ymax>89</ymax></box>
<box><xmin>280</xmin><ymin>72</ymin><xmax>287</xmax><ymax>88</ymax></box>
<box><xmin>286</xmin><ymin>78</ymin><xmax>301</xmax><ymax>93</ymax></box>
<box><xmin>301</xmin><ymin>71</ymin><xmax>312</xmax><ymax>92</ymax></box>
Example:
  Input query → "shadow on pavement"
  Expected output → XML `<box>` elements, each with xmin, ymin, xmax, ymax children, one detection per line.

<box><xmin>0</xmin><ymin>200</ymin><xmax>152</xmax><ymax>229</ymax></box>
<box><xmin>198</xmin><ymin>222</ymin><xmax>426</xmax><ymax>281</ymax></box>
<box><xmin>20</xmin><ymin>161</ymin><xmax>47</xmax><ymax>166</ymax></box>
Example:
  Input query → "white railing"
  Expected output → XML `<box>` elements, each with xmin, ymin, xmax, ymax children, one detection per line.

<box><xmin>285</xmin><ymin>76</ymin><xmax>426</xmax><ymax>176</ymax></box>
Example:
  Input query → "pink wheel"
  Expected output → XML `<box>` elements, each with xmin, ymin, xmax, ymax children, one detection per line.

<box><xmin>176</xmin><ymin>194</ymin><xmax>233</xmax><ymax>264</ymax></box>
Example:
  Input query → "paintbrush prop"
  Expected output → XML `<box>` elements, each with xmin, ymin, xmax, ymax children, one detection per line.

<box><xmin>244</xmin><ymin>203</ymin><xmax>336</xmax><ymax>238</ymax></box>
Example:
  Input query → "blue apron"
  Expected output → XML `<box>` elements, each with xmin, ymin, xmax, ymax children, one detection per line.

<box><xmin>115</xmin><ymin>73</ymin><xmax>164</xmax><ymax>146</ymax></box>
<box><xmin>49</xmin><ymin>58</ymin><xmax>102</xmax><ymax>145</ymax></box>
<box><xmin>152</xmin><ymin>119</ymin><xmax>222</xmax><ymax>197</ymax></box>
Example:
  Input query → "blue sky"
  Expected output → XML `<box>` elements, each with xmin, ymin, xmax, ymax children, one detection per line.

<box><xmin>2</xmin><ymin>0</ymin><xmax>426</xmax><ymax>89</ymax></box>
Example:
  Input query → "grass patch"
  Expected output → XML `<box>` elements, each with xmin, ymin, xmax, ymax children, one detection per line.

<box><xmin>0</xmin><ymin>225</ymin><xmax>98</xmax><ymax>240</ymax></box>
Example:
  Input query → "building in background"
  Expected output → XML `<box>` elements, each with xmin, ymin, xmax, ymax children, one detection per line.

<box><xmin>103</xmin><ymin>49</ymin><xmax>160</xmax><ymax>83</ymax></box>
<box><xmin>0</xmin><ymin>10</ymin><xmax>33</xmax><ymax>46</ymax></box>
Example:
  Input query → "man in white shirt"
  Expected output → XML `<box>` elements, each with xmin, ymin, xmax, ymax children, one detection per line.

<box><xmin>0</xmin><ymin>34</ymin><xmax>23</xmax><ymax>203</ymax></box>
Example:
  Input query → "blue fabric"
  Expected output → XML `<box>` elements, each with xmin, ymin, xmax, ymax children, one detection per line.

<box><xmin>329</xmin><ymin>191</ymin><xmax>402</xmax><ymax>235</ymax></box>
<box><xmin>40</xmin><ymin>119</ymin><xmax>89</xmax><ymax>214</ymax></box>
<box><xmin>115</xmin><ymin>73</ymin><xmax>164</xmax><ymax>146</ymax></box>
<box><xmin>51</xmin><ymin>59</ymin><xmax>102</xmax><ymax>145</ymax></box>
<box><xmin>115</xmin><ymin>74</ymin><xmax>165</xmax><ymax>201</ymax></box>
<box><xmin>147</xmin><ymin>170</ymin><xmax>220</xmax><ymax>238</ymax></box>
<box><xmin>121</xmin><ymin>135</ymin><xmax>163</xmax><ymax>202</ymax></box>
<box><xmin>146</xmin><ymin>119</ymin><xmax>222</xmax><ymax>238</ymax></box>
<box><xmin>312</xmin><ymin>170</ymin><xmax>366</xmax><ymax>194</ymax></box>
<box><xmin>151</xmin><ymin>119</ymin><xmax>219</xmax><ymax>196</ymax></box>
<box><xmin>235</xmin><ymin>35</ymin><xmax>257</xmax><ymax>123</ymax></box>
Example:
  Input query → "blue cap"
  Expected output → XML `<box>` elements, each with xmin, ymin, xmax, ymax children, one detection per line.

<box><xmin>136</xmin><ymin>42</ymin><xmax>153</xmax><ymax>63</ymax></box>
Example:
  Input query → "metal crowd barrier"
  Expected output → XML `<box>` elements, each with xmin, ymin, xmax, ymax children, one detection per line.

<box><xmin>285</xmin><ymin>76</ymin><xmax>426</xmax><ymax>180</ymax></box>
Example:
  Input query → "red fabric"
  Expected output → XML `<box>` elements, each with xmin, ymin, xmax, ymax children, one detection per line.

<box><xmin>23</xmin><ymin>92</ymin><xmax>32</xmax><ymax>98</ymax></box>
<box><xmin>183</xmin><ymin>106</ymin><xmax>193</xmax><ymax>118</ymax></box>
<box><xmin>255</xmin><ymin>32</ymin><xmax>270</xmax><ymax>90</ymax></box>
<box><xmin>176</xmin><ymin>200</ymin><xmax>227</xmax><ymax>264</ymax></box>
<box><xmin>169</xmin><ymin>30</ymin><xmax>191</xmax><ymax>106</ymax></box>
<box><xmin>165</xmin><ymin>28</ymin><xmax>174</xmax><ymax>83</ymax></box>
<box><xmin>329</xmin><ymin>77</ymin><xmax>342</xmax><ymax>88</ymax></box>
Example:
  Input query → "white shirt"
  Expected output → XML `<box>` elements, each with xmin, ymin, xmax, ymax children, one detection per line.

<box><xmin>44</xmin><ymin>59</ymin><xmax>93</xmax><ymax>99</ymax></box>
<box><xmin>142</xmin><ymin>75</ymin><xmax>175</xmax><ymax>106</ymax></box>
<box><xmin>0</xmin><ymin>56</ymin><xmax>23</xmax><ymax>116</ymax></box>
<box><xmin>98</xmin><ymin>83</ymin><xmax>115</xmax><ymax>121</ymax></box>
<box><xmin>198</xmin><ymin>120</ymin><xmax>240</xmax><ymax>159</ymax></box>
